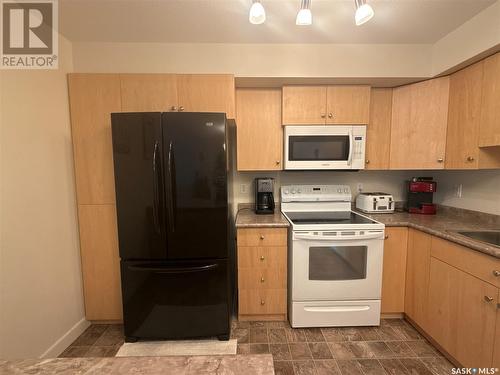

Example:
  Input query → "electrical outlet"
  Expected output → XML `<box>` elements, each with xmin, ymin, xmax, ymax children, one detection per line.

<box><xmin>455</xmin><ymin>184</ymin><xmax>463</xmax><ymax>198</ymax></box>
<box><xmin>357</xmin><ymin>183</ymin><xmax>363</xmax><ymax>193</ymax></box>
<box><xmin>240</xmin><ymin>184</ymin><xmax>248</xmax><ymax>194</ymax></box>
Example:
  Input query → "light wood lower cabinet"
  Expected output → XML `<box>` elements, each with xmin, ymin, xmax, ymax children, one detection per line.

<box><xmin>237</xmin><ymin>228</ymin><xmax>287</xmax><ymax>321</ymax></box>
<box><xmin>381</xmin><ymin>227</ymin><xmax>408</xmax><ymax>313</ymax></box>
<box><xmin>78</xmin><ymin>204</ymin><xmax>122</xmax><ymax>320</ymax></box>
<box><xmin>493</xmin><ymin>289</ymin><xmax>500</xmax><ymax>368</ymax></box>
<box><xmin>235</xmin><ymin>88</ymin><xmax>282</xmax><ymax>171</ymax></box>
<box><xmin>404</xmin><ymin>229</ymin><xmax>431</xmax><ymax>329</ymax></box>
<box><xmin>427</xmin><ymin>257</ymin><xmax>497</xmax><ymax>367</ymax></box>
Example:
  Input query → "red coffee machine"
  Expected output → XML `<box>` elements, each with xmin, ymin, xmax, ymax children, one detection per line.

<box><xmin>406</xmin><ymin>177</ymin><xmax>437</xmax><ymax>215</ymax></box>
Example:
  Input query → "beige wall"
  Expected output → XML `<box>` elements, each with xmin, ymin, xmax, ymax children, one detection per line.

<box><xmin>0</xmin><ymin>35</ymin><xmax>87</xmax><ymax>360</ymax></box>
<box><xmin>72</xmin><ymin>42</ymin><xmax>433</xmax><ymax>79</ymax></box>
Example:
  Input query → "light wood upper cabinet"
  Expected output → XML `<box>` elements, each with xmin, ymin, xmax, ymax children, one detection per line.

<box><xmin>120</xmin><ymin>74</ymin><xmax>178</xmax><ymax>112</ymax></box>
<box><xmin>78</xmin><ymin>204</ymin><xmax>122</xmax><ymax>320</ymax></box>
<box><xmin>282</xmin><ymin>86</ymin><xmax>327</xmax><ymax>125</ymax></box>
<box><xmin>479</xmin><ymin>52</ymin><xmax>500</xmax><ymax>147</ymax></box>
<box><xmin>390</xmin><ymin>77</ymin><xmax>449</xmax><ymax>170</ymax></box>
<box><xmin>446</xmin><ymin>62</ymin><xmax>483</xmax><ymax>169</ymax></box>
<box><xmin>381</xmin><ymin>227</ymin><xmax>408</xmax><ymax>313</ymax></box>
<box><xmin>68</xmin><ymin>74</ymin><xmax>121</xmax><ymax>205</ymax></box>
<box><xmin>405</xmin><ymin>229</ymin><xmax>431</xmax><ymax>330</ymax></box>
<box><xmin>236</xmin><ymin>88</ymin><xmax>283</xmax><ymax>171</ymax></box>
<box><xmin>176</xmin><ymin>74</ymin><xmax>235</xmax><ymax>118</ymax></box>
<box><xmin>326</xmin><ymin>86</ymin><xmax>370</xmax><ymax>124</ymax></box>
<box><xmin>282</xmin><ymin>85</ymin><xmax>370</xmax><ymax>125</ymax></box>
<box><xmin>365</xmin><ymin>88</ymin><xmax>392</xmax><ymax>169</ymax></box>
<box><xmin>427</xmin><ymin>257</ymin><xmax>497</xmax><ymax>367</ymax></box>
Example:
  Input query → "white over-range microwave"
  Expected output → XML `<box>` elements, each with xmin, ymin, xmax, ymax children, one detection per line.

<box><xmin>284</xmin><ymin>125</ymin><xmax>367</xmax><ymax>170</ymax></box>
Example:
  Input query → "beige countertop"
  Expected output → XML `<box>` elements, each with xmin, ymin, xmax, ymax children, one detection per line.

<box><xmin>0</xmin><ymin>354</ymin><xmax>274</xmax><ymax>375</ymax></box>
<box><xmin>235</xmin><ymin>203</ymin><xmax>500</xmax><ymax>259</ymax></box>
<box><xmin>358</xmin><ymin>206</ymin><xmax>500</xmax><ymax>259</ymax></box>
<box><xmin>235</xmin><ymin>205</ymin><xmax>290</xmax><ymax>228</ymax></box>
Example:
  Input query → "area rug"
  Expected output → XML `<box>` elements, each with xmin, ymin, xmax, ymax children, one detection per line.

<box><xmin>115</xmin><ymin>339</ymin><xmax>237</xmax><ymax>357</ymax></box>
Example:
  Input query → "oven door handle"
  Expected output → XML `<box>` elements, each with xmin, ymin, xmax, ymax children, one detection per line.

<box><xmin>294</xmin><ymin>232</ymin><xmax>384</xmax><ymax>241</ymax></box>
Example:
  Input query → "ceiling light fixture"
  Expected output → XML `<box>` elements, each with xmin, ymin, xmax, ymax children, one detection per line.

<box><xmin>249</xmin><ymin>0</ymin><xmax>266</xmax><ymax>25</ymax></box>
<box><xmin>296</xmin><ymin>0</ymin><xmax>312</xmax><ymax>26</ymax></box>
<box><xmin>354</xmin><ymin>0</ymin><xmax>374</xmax><ymax>26</ymax></box>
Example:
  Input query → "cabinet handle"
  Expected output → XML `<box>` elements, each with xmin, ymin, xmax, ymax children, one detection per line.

<box><xmin>467</xmin><ymin>156</ymin><xmax>475</xmax><ymax>162</ymax></box>
<box><xmin>384</xmin><ymin>235</ymin><xmax>389</xmax><ymax>240</ymax></box>
<box><xmin>260</xmin><ymin>235</ymin><xmax>265</xmax><ymax>240</ymax></box>
<box><xmin>328</xmin><ymin>113</ymin><xmax>333</xmax><ymax>118</ymax></box>
<box><xmin>260</xmin><ymin>277</ymin><xmax>265</xmax><ymax>283</ymax></box>
<box><xmin>437</xmin><ymin>158</ymin><xmax>444</xmax><ymax>163</ymax></box>
<box><xmin>179</xmin><ymin>106</ymin><xmax>185</xmax><ymax>112</ymax></box>
<box><xmin>320</xmin><ymin>114</ymin><xmax>326</xmax><ymax>118</ymax></box>
<box><xmin>484</xmin><ymin>296</ymin><xmax>494</xmax><ymax>302</ymax></box>
<box><xmin>493</xmin><ymin>270</ymin><xmax>500</xmax><ymax>277</ymax></box>
<box><xmin>260</xmin><ymin>300</ymin><xmax>265</xmax><ymax>305</ymax></box>
<box><xmin>365</xmin><ymin>160</ymin><xmax>370</xmax><ymax>164</ymax></box>
<box><xmin>276</xmin><ymin>160</ymin><xmax>281</xmax><ymax>165</ymax></box>
<box><xmin>260</xmin><ymin>255</ymin><xmax>265</xmax><ymax>261</ymax></box>
<box><xmin>170</xmin><ymin>106</ymin><xmax>177</xmax><ymax>111</ymax></box>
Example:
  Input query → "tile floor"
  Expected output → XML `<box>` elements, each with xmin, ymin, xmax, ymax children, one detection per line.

<box><xmin>60</xmin><ymin>318</ymin><xmax>455</xmax><ymax>375</ymax></box>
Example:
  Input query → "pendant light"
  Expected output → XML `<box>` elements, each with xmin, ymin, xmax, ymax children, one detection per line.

<box><xmin>296</xmin><ymin>0</ymin><xmax>312</xmax><ymax>26</ymax></box>
<box><xmin>354</xmin><ymin>0</ymin><xmax>374</xmax><ymax>26</ymax></box>
<box><xmin>249</xmin><ymin>0</ymin><xmax>266</xmax><ymax>25</ymax></box>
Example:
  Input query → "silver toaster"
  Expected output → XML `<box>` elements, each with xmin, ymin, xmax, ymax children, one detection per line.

<box><xmin>356</xmin><ymin>192</ymin><xmax>395</xmax><ymax>213</ymax></box>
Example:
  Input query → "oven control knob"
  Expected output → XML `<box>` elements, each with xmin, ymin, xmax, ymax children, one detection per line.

<box><xmin>283</xmin><ymin>189</ymin><xmax>289</xmax><ymax>194</ymax></box>
<box><xmin>337</xmin><ymin>188</ymin><xmax>342</xmax><ymax>193</ymax></box>
<box><xmin>297</xmin><ymin>189</ymin><xmax>302</xmax><ymax>193</ymax></box>
<box><xmin>344</xmin><ymin>188</ymin><xmax>349</xmax><ymax>193</ymax></box>
<box><xmin>291</xmin><ymin>189</ymin><xmax>296</xmax><ymax>194</ymax></box>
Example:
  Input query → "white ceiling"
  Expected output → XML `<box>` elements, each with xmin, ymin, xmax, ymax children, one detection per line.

<box><xmin>59</xmin><ymin>0</ymin><xmax>497</xmax><ymax>44</ymax></box>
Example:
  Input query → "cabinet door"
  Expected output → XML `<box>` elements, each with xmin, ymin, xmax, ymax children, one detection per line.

<box><xmin>479</xmin><ymin>52</ymin><xmax>500</xmax><ymax>147</ymax></box>
<box><xmin>282</xmin><ymin>86</ymin><xmax>327</xmax><ymax>125</ymax></box>
<box><xmin>365</xmin><ymin>88</ymin><xmax>392</xmax><ymax>169</ymax></box>
<box><xmin>390</xmin><ymin>77</ymin><xmax>449</xmax><ymax>169</ymax></box>
<box><xmin>236</xmin><ymin>89</ymin><xmax>283</xmax><ymax>171</ymax></box>
<box><xmin>120</xmin><ymin>74</ymin><xmax>178</xmax><ymax>112</ymax></box>
<box><xmin>427</xmin><ymin>257</ymin><xmax>497</xmax><ymax>367</ymax></box>
<box><xmin>445</xmin><ymin>61</ymin><xmax>483</xmax><ymax>169</ymax></box>
<box><xmin>493</xmin><ymin>290</ymin><xmax>500</xmax><ymax>368</ymax></box>
<box><xmin>381</xmin><ymin>227</ymin><xmax>408</xmax><ymax>313</ymax></box>
<box><xmin>78</xmin><ymin>204</ymin><xmax>122</xmax><ymax>320</ymax></box>
<box><xmin>404</xmin><ymin>229</ymin><xmax>431</xmax><ymax>329</ymax></box>
<box><xmin>176</xmin><ymin>74</ymin><xmax>235</xmax><ymax>118</ymax></box>
<box><xmin>326</xmin><ymin>86</ymin><xmax>370</xmax><ymax>125</ymax></box>
<box><xmin>68</xmin><ymin>74</ymin><xmax>121</xmax><ymax>204</ymax></box>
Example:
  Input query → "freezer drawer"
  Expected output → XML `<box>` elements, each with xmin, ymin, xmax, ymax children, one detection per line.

<box><xmin>290</xmin><ymin>300</ymin><xmax>381</xmax><ymax>328</ymax></box>
<box><xmin>120</xmin><ymin>259</ymin><xmax>230</xmax><ymax>340</ymax></box>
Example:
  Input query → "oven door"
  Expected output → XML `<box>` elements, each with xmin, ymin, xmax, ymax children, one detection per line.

<box><xmin>284</xmin><ymin>126</ymin><xmax>353</xmax><ymax>170</ymax></box>
<box><xmin>291</xmin><ymin>230</ymin><xmax>384</xmax><ymax>301</ymax></box>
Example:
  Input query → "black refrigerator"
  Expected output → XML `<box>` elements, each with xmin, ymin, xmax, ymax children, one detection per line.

<box><xmin>111</xmin><ymin>112</ymin><xmax>234</xmax><ymax>342</ymax></box>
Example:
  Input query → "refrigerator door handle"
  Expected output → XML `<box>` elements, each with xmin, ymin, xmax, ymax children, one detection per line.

<box><xmin>128</xmin><ymin>263</ymin><xmax>218</xmax><ymax>274</ymax></box>
<box><xmin>167</xmin><ymin>140</ymin><xmax>176</xmax><ymax>233</ymax></box>
<box><xmin>152</xmin><ymin>141</ymin><xmax>161</xmax><ymax>234</ymax></box>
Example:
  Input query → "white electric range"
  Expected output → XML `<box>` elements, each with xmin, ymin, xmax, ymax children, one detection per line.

<box><xmin>281</xmin><ymin>184</ymin><xmax>385</xmax><ymax>328</ymax></box>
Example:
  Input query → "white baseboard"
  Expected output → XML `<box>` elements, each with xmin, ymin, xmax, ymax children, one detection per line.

<box><xmin>40</xmin><ymin>318</ymin><xmax>91</xmax><ymax>359</ymax></box>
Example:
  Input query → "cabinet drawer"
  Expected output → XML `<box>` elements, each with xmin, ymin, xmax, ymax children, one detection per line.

<box><xmin>238</xmin><ymin>246</ymin><xmax>286</xmax><ymax>268</ymax></box>
<box><xmin>238</xmin><ymin>289</ymin><xmax>287</xmax><ymax>315</ymax></box>
<box><xmin>238</xmin><ymin>267</ymin><xmax>287</xmax><ymax>289</ymax></box>
<box><xmin>431</xmin><ymin>236</ymin><xmax>500</xmax><ymax>288</ymax></box>
<box><xmin>237</xmin><ymin>228</ymin><xmax>287</xmax><ymax>247</ymax></box>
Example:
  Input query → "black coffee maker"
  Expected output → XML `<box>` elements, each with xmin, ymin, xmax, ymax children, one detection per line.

<box><xmin>255</xmin><ymin>178</ymin><xmax>275</xmax><ymax>215</ymax></box>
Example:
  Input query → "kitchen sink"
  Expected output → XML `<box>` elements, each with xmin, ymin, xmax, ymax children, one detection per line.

<box><xmin>456</xmin><ymin>230</ymin><xmax>500</xmax><ymax>247</ymax></box>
